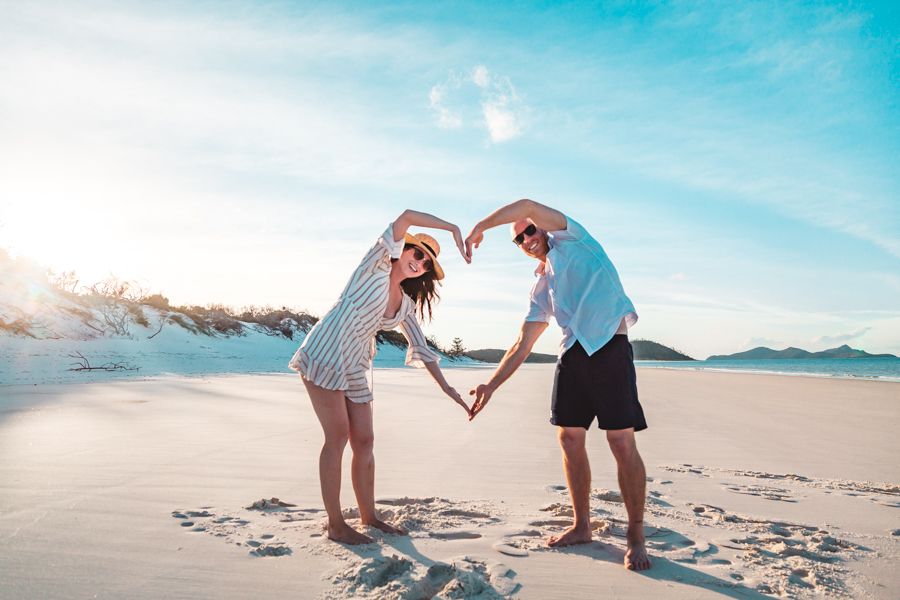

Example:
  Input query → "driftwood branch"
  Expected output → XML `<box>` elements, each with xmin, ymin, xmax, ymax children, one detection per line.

<box><xmin>147</xmin><ymin>321</ymin><xmax>164</xmax><ymax>340</ymax></box>
<box><xmin>67</xmin><ymin>351</ymin><xmax>140</xmax><ymax>373</ymax></box>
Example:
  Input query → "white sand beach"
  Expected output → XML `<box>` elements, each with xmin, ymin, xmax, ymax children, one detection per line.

<box><xmin>1</xmin><ymin>367</ymin><xmax>897</xmax><ymax>599</ymax></box>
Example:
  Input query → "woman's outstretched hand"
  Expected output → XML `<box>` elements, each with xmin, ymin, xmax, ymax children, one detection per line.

<box><xmin>451</xmin><ymin>225</ymin><xmax>471</xmax><ymax>264</ymax></box>
<box><xmin>444</xmin><ymin>385</ymin><xmax>474</xmax><ymax>418</ymax></box>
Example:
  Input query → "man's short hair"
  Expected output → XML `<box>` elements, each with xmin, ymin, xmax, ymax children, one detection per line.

<box><xmin>510</xmin><ymin>217</ymin><xmax>536</xmax><ymax>238</ymax></box>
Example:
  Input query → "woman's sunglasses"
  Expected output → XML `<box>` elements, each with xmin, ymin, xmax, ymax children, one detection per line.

<box><xmin>513</xmin><ymin>223</ymin><xmax>537</xmax><ymax>246</ymax></box>
<box><xmin>405</xmin><ymin>245</ymin><xmax>433</xmax><ymax>271</ymax></box>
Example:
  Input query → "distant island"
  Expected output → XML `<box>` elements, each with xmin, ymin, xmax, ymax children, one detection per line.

<box><xmin>632</xmin><ymin>340</ymin><xmax>694</xmax><ymax>361</ymax></box>
<box><xmin>465</xmin><ymin>349</ymin><xmax>557</xmax><ymax>363</ymax></box>
<box><xmin>466</xmin><ymin>339</ymin><xmax>694</xmax><ymax>363</ymax></box>
<box><xmin>707</xmin><ymin>344</ymin><xmax>898</xmax><ymax>360</ymax></box>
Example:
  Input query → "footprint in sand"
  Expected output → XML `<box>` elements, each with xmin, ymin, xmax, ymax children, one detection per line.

<box><xmin>647</xmin><ymin>491</ymin><xmax>674</xmax><ymax>508</ymax></box>
<box><xmin>871</xmin><ymin>498</ymin><xmax>900</xmax><ymax>508</ymax></box>
<box><xmin>592</xmin><ymin>489</ymin><xmax>624</xmax><ymax>503</ymax></box>
<box><xmin>438</xmin><ymin>508</ymin><xmax>493</xmax><ymax>519</ymax></box>
<box><xmin>724</xmin><ymin>483</ymin><xmax>797</xmax><ymax>502</ymax></box>
<box><xmin>493</xmin><ymin>541</ymin><xmax>530</xmax><ymax>557</ymax></box>
<box><xmin>368</xmin><ymin>497</ymin><xmax>501</xmax><ymax>534</ymax></box>
<box><xmin>504</xmin><ymin>529</ymin><xmax>543</xmax><ymax>538</ymax></box>
<box><xmin>375</xmin><ymin>496</ymin><xmax>440</xmax><ymax>506</ymax></box>
<box><xmin>330</xmin><ymin>555</ymin><xmax>519</xmax><ymax>598</ymax></box>
<box><xmin>662</xmin><ymin>464</ymin><xmax>712</xmax><ymax>477</ymax></box>
<box><xmin>539</xmin><ymin>502</ymin><xmax>573</xmax><ymax>517</ymax></box>
<box><xmin>245</xmin><ymin>497</ymin><xmax>296</xmax><ymax>511</ymax></box>
<box><xmin>249</xmin><ymin>544</ymin><xmax>292</xmax><ymax>557</ymax></box>
<box><xmin>429</xmin><ymin>530</ymin><xmax>483</xmax><ymax>540</ymax></box>
<box><xmin>172</xmin><ymin>504</ymin><xmax>294</xmax><ymax>558</ymax></box>
<box><xmin>687</xmin><ymin>502</ymin><xmax>726</xmax><ymax>518</ymax></box>
<box><xmin>527</xmin><ymin>518</ymin><xmax>572</xmax><ymax>528</ymax></box>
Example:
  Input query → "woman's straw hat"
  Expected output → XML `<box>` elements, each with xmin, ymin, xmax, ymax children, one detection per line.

<box><xmin>403</xmin><ymin>232</ymin><xmax>444</xmax><ymax>280</ymax></box>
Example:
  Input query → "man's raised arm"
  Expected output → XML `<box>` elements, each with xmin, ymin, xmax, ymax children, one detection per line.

<box><xmin>465</xmin><ymin>199</ymin><xmax>567</xmax><ymax>259</ymax></box>
<box><xmin>469</xmin><ymin>320</ymin><xmax>549</xmax><ymax>420</ymax></box>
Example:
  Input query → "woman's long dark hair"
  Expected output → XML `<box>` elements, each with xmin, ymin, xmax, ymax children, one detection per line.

<box><xmin>393</xmin><ymin>245</ymin><xmax>441</xmax><ymax>321</ymax></box>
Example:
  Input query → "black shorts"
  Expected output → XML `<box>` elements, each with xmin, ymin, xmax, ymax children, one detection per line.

<box><xmin>550</xmin><ymin>335</ymin><xmax>648</xmax><ymax>431</ymax></box>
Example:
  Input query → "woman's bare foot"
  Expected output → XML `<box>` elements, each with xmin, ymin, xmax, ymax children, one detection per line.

<box><xmin>547</xmin><ymin>523</ymin><xmax>592</xmax><ymax>547</ymax></box>
<box><xmin>327</xmin><ymin>521</ymin><xmax>373</xmax><ymax>545</ymax></box>
<box><xmin>624</xmin><ymin>523</ymin><xmax>652</xmax><ymax>570</ymax></box>
<box><xmin>361</xmin><ymin>517</ymin><xmax>408</xmax><ymax>536</ymax></box>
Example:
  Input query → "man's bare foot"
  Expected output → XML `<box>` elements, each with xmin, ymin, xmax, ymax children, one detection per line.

<box><xmin>624</xmin><ymin>523</ymin><xmax>652</xmax><ymax>570</ymax></box>
<box><xmin>547</xmin><ymin>524</ymin><xmax>592</xmax><ymax>547</ymax></box>
<box><xmin>327</xmin><ymin>521</ymin><xmax>373</xmax><ymax>545</ymax></box>
<box><xmin>361</xmin><ymin>517</ymin><xmax>408</xmax><ymax>536</ymax></box>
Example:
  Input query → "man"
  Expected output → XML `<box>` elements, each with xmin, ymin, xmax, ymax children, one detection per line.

<box><xmin>465</xmin><ymin>199</ymin><xmax>651</xmax><ymax>571</ymax></box>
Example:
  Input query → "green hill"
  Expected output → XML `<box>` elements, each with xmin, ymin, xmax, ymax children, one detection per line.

<box><xmin>631</xmin><ymin>340</ymin><xmax>694</xmax><ymax>361</ymax></box>
<box><xmin>707</xmin><ymin>344</ymin><xmax>897</xmax><ymax>360</ymax></box>
<box><xmin>466</xmin><ymin>339</ymin><xmax>693</xmax><ymax>363</ymax></box>
<box><xmin>465</xmin><ymin>349</ymin><xmax>557</xmax><ymax>363</ymax></box>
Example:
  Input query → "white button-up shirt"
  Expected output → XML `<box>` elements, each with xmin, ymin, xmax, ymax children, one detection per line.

<box><xmin>525</xmin><ymin>216</ymin><xmax>638</xmax><ymax>356</ymax></box>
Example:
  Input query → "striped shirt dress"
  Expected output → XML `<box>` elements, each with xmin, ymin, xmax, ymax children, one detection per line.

<box><xmin>288</xmin><ymin>223</ymin><xmax>441</xmax><ymax>403</ymax></box>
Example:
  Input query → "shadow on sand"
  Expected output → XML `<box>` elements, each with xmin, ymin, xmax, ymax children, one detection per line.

<box><xmin>560</xmin><ymin>541</ymin><xmax>770</xmax><ymax>599</ymax></box>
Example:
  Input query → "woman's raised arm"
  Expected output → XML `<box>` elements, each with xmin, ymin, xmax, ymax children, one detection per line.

<box><xmin>392</xmin><ymin>210</ymin><xmax>469</xmax><ymax>263</ymax></box>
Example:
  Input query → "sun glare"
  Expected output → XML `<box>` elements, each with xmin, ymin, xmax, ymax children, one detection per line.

<box><xmin>2</xmin><ymin>170</ymin><xmax>125</xmax><ymax>284</ymax></box>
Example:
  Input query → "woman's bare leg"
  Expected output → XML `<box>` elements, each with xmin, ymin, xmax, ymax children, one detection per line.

<box><xmin>302</xmin><ymin>378</ymin><xmax>371</xmax><ymax>544</ymax></box>
<box><xmin>346</xmin><ymin>399</ymin><xmax>406</xmax><ymax>535</ymax></box>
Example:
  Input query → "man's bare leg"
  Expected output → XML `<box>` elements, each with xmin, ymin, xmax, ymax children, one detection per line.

<box><xmin>607</xmin><ymin>428</ymin><xmax>652</xmax><ymax>570</ymax></box>
<box><xmin>548</xmin><ymin>426</ymin><xmax>593</xmax><ymax>547</ymax></box>
<box><xmin>346</xmin><ymin>399</ymin><xmax>406</xmax><ymax>536</ymax></box>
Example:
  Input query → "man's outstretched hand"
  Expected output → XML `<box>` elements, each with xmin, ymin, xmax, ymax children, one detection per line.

<box><xmin>468</xmin><ymin>383</ymin><xmax>494</xmax><ymax>420</ymax></box>
<box><xmin>464</xmin><ymin>225</ymin><xmax>484</xmax><ymax>262</ymax></box>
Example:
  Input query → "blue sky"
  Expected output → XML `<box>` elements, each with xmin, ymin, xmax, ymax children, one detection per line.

<box><xmin>1</xmin><ymin>0</ymin><xmax>897</xmax><ymax>358</ymax></box>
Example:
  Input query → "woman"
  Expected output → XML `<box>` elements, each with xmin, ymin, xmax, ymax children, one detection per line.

<box><xmin>289</xmin><ymin>210</ymin><xmax>471</xmax><ymax>544</ymax></box>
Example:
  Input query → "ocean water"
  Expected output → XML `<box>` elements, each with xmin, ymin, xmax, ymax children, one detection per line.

<box><xmin>635</xmin><ymin>357</ymin><xmax>900</xmax><ymax>382</ymax></box>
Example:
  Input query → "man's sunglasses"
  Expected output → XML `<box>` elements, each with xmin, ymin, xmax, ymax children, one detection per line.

<box><xmin>513</xmin><ymin>224</ymin><xmax>537</xmax><ymax>246</ymax></box>
<box><xmin>405</xmin><ymin>245</ymin><xmax>434</xmax><ymax>271</ymax></box>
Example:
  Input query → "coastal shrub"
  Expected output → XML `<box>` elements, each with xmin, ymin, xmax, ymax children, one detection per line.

<box><xmin>142</xmin><ymin>294</ymin><xmax>170</xmax><ymax>310</ymax></box>
<box><xmin>377</xmin><ymin>330</ymin><xmax>408</xmax><ymax>348</ymax></box>
<box><xmin>426</xmin><ymin>335</ymin><xmax>445</xmax><ymax>353</ymax></box>
<box><xmin>0</xmin><ymin>317</ymin><xmax>35</xmax><ymax>337</ymax></box>
<box><xmin>207</xmin><ymin>310</ymin><xmax>243</xmax><ymax>335</ymax></box>
<box><xmin>167</xmin><ymin>314</ymin><xmax>197</xmax><ymax>333</ymax></box>
<box><xmin>126</xmin><ymin>303</ymin><xmax>150</xmax><ymax>327</ymax></box>
<box><xmin>238</xmin><ymin>305</ymin><xmax>319</xmax><ymax>339</ymax></box>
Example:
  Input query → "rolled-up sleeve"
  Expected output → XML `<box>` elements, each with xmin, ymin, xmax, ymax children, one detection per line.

<box><xmin>525</xmin><ymin>277</ymin><xmax>552</xmax><ymax>323</ymax></box>
<box><xmin>548</xmin><ymin>215</ymin><xmax>587</xmax><ymax>243</ymax></box>
<box><xmin>378</xmin><ymin>222</ymin><xmax>405</xmax><ymax>259</ymax></box>
<box><xmin>397</xmin><ymin>311</ymin><xmax>441</xmax><ymax>367</ymax></box>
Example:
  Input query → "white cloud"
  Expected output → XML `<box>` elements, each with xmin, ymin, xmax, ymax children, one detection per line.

<box><xmin>472</xmin><ymin>64</ymin><xmax>490</xmax><ymax>88</ymax></box>
<box><xmin>429</xmin><ymin>66</ymin><xmax>526</xmax><ymax>143</ymax></box>
<box><xmin>429</xmin><ymin>85</ymin><xmax>462</xmax><ymax>129</ymax></box>
<box><xmin>811</xmin><ymin>327</ymin><xmax>871</xmax><ymax>346</ymax></box>
<box><xmin>483</xmin><ymin>102</ymin><xmax>521</xmax><ymax>143</ymax></box>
